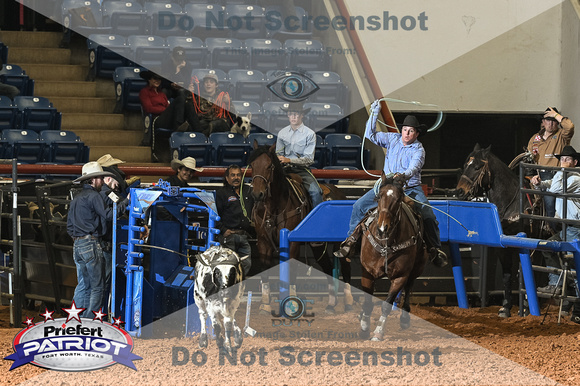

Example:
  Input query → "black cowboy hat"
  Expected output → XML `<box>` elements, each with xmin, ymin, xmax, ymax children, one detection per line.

<box><xmin>400</xmin><ymin>115</ymin><xmax>427</xmax><ymax>136</ymax></box>
<box><xmin>542</xmin><ymin>107</ymin><xmax>560</xmax><ymax>122</ymax></box>
<box><xmin>280</xmin><ymin>102</ymin><xmax>311</xmax><ymax>115</ymax></box>
<box><xmin>555</xmin><ymin>145</ymin><xmax>580</xmax><ymax>161</ymax></box>
<box><xmin>139</xmin><ymin>69</ymin><xmax>162</xmax><ymax>81</ymax></box>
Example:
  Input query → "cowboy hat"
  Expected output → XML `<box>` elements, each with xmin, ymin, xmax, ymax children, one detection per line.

<box><xmin>400</xmin><ymin>115</ymin><xmax>427</xmax><ymax>136</ymax></box>
<box><xmin>555</xmin><ymin>145</ymin><xmax>580</xmax><ymax>161</ymax></box>
<box><xmin>170</xmin><ymin>157</ymin><xmax>204</xmax><ymax>172</ymax></box>
<box><xmin>280</xmin><ymin>102</ymin><xmax>310</xmax><ymax>115</ymax></box>
<box><xmin>96</xmin><ymin>153</ymin><xmax>125</xmax><ymax>167</ymax></box>
<box><xmin>74</xmin><ymin>162</ymin><xmax>115</xmax><ymax>183</ymax></box>
<box><xmin>139</xmin><ymin>69</ymin><xmax>162</xmax><ymax>81</ymax></box>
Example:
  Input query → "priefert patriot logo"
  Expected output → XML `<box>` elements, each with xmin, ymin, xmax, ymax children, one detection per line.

<box><xmin>4</xmin><ymin>301</ymin><xmax>142</xmax><ymax>371</ymax></box>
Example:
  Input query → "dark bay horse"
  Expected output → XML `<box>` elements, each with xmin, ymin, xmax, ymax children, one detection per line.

<box><xmin>359</xmin><ymin>174</ymin><xmax>427</xmax><ymax>341</ymax></box>
<box><xmin>248</xmin><ymin>142</ymin><xmax>352</xmax><ymax>314</ymax></box>
<box><xmin>456</xmin><ymin>144</ymin><xmax>543</xmax><ymax>317</ymax></box>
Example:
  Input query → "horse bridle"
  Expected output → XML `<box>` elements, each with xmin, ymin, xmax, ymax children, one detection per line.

<box><xmin>459</xmin><ymin>157</ymin><xmax>491</xmax><ymax>198</ymax></box>
<box><xmin>251</xmin><ymin>162</ymin><xmax>275</xmax><ymax>199</ymax></box>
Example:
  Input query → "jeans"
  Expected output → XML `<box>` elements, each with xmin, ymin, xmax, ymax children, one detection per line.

<box><xmin>285</xmin><ymin>165</ymin><xmax>323</xmax><ymax>207</ymax></box>
<box><xmin>348</xmin><ymin>185</ymin><xmax>441</xmax><ymax>247</ymax></box>
<box><xmin>543</xmin><ymin>226</ymin><xmax>580</xmax><ymax>287</ymax></box>
<box><xmin>72</xmin><ymin>238</ymin><xmax>105</xmax><ymax>317</ymax></box>
<box><xmin>221</xmin><ymin>233</ymin><xmax>252</xmax><ymax>276</ymax></box>
<box><xmin>102</xmin><ymin>245</ymin><xmax>112</xmax><ymax>314</ymax></box>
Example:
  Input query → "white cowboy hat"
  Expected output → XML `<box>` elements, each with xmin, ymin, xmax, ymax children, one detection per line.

<box><xmin>170</xmin><ymin>157</ymin><xmax>204</xmax><ymax>172</ymax></box>
<box><xmin>74</xmin><ymin>162</ymin><xmax>115</xmax><ymax>183</ymax></box>
<box><xmin>96</xmin><ymin>153</ymin><xmax>125</xmax><ymax>167</ymax></box>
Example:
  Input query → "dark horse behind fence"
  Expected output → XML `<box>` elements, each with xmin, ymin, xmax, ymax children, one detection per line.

<box><xmin>248</xmin><ymin>141</ymin><xmax>352</xmax><ymax>314</ymax></box>
<box><xmin>359</xmin><ymin>173</ymin><xmax>427</xmax><ymax>341</ymax></box>
<box><xmin>456</xmin><ymin>143</ymin><xmax>544</xmax><ymax>317</ymax></box>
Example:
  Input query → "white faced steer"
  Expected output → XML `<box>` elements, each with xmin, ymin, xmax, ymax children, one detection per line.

<box><xmin>194</xmin><ymin>246</ymin><xmax>246</xmax><ymax>353</ymax></box>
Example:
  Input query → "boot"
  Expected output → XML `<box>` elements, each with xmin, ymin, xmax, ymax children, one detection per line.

<box><xmin>429</xmin><ymin>247</ymin><xmax>449</xmax><ymax>268</ymax></box>
<box><xmin>333</xmin><ymin>235</ymin><xmax>357</xmax><ymax>259</ymax></box>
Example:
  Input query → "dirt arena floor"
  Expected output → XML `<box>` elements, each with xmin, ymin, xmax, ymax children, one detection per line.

<box><xmin>1</xmin><ymin>297</ymin><xmax>579</xmax><ymax>386</ymax></box>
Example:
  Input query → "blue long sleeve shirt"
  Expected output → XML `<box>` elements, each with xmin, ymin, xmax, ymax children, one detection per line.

<box><xmin>365</xmin><ymin>112</ymin><xmax>425</xmax><ymax>188</ymax></box>
<box><xmin>275</xmin><ymin>123</ymin><xmax>316</xmax><ymax>167</ymax></box>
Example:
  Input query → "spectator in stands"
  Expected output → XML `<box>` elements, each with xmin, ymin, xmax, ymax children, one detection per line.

<box><xmin>67</xmin><ymin>162</ymin><xmax>116</xmax><ymax>317</ymax></box>
<box><xmin>527</xmin><ymin>107</ymin><xmax>575</xmax><ymax>230</ymax></box>
<box><xmin>334</xmin><ymin>100</ymin><xmax>448</xmax><ymax>268</ymax></box>
<box><xmin>166</xmin><ymin>157</ymin><xmax>203</xmax><ymax>187</ymax></box>
<box><xmin>160</xmin><ymin>46</ymin><xmax>194</xmax><ymax>100</ymax></box>
<box><xmin>190</xmin><ymin>73</ymin><xmax>236</xmax><ymax>136</ymax></box>
<box><xmin>0</xmin><ymin>56</ymin><xmax>19</xmax><ymax>99</ymax></box>
<box><xmin>275</xmin><ymin>101</ymin><xmax>323</xmax><ymax>207</ymax></box>
<box><xmin>531</xmin><ymin>146</ymin><xmax>580</xmax><ymax>319</ymax></box>
<box><xmin>216</xmin><ymin>165</ymin><xmax>255</xmax><ymax>277</ymax></box>
<box><xmin>139</xmin><ymin>70</ymin><xmax>201</xmax><ymax>160</ymax></box>
<box><xmin>96</xmin><ymin>154</ymin><xmax>129</xmax><ymax>315</ymax></box>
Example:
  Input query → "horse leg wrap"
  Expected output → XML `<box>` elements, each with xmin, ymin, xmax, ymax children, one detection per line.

<box><xmin>289</xmin><ymin>284</ymin><xmax>297</xmax><ymax>297</ymax></box>
<box><xmin>328</xmin><ymin>284</ymin><xmax>337</xmax><ymax>307</ymax></box>
<box><xmin>259</xmin><ymin>282</ymin><xmax>271</xmax><ymax>314</ymax></box>
<box><xmin>344</xmin><ymin>283</ymin><xmax>354</xmax><ymax>311</ymax></box>
<box><xmin>372</xmin><ymin>316</ymin><xmax>387</xmax><ymax>341</ymax></box>
<box><xmin>360</xmin><ymin>313</ymin><xmax>371</xmax><ymax>331</ymax></box>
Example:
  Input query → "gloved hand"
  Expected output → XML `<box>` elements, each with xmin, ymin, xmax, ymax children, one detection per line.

<box><xmin>370</xmin><ymin>100</ymin><xmax>381</xmax><ymax>115</ymax></box>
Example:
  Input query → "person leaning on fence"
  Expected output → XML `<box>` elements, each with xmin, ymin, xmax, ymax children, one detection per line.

<box><xmin>530</xmin><ymin>145</ymin><xmax>580</xmax><ymax>323</ymax></box>
<box><xmin>67</xmin><ymin>162</ymin><xmax>116</xmax><ymax>317</ymax></box>
<box><xmin>334</xmin><ymin>100</ymin><xmax>448</xmax><ymax>268</ymax></box>
<box><xmin>215</xmin><ymin>165</ymin><xmax>255</xmax><ymax>277</ymax></box>
<box><xmin>528</xmin><ymin>107</ymin><xmax>575</xmax><ymax>230</ymax></box>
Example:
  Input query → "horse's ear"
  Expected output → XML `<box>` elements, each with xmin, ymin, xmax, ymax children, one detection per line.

<box><xmin>474</xmin><ymin>143</ymin><xmax>481</xmax><ymax>151</ymax></box>
<box><xmin>253</xmin><ymin>139</ymin><xmax>259</xmax><ymax>150</ymax></box>
<box><xmin>380</xmin><ymin>170</ymin><xmax>386</xmax><ymax>183</ymax></box>
<box><xmin>485</xmin><ymin>144</ymin><xmax>492</xmax><ymax>152</ymax></box>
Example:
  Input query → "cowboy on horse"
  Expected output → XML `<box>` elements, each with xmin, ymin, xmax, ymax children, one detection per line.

<box><xmin>335</xmin><ymin>100</ymin><xmax>448</xmax><ymax>268</ymax></box>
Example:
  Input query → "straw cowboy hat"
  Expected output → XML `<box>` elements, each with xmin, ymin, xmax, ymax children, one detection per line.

<box><xmin>74</xmin><ymin>162</ymin><xmax>115</xmax><ymax>183</ymax></box>
<box><xmin>96</xmin><ymin>154</ymin><xmax>125</xmax><ymax>167</ymax></box>
<box><xmin>280</xmin><ymin>102</ymin><xmax>311</xmax><ymax>115</ymax></box>
<box><xmin>171</xmin><ymin>157</ymin><xmax>204</xmax><ymax>172</ymax></box>
<box><xmin>555</xmin><ymin>145</ymin><xmax>580</xmax><ymax>162</ymax></box>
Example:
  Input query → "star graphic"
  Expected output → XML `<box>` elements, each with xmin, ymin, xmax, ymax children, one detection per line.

<box><xmin>112</xmin><ymin>316</ymin><xmax>124</xmax><ymax>328</ymax></box>
<box><xmin>40</xmin><ymin>308</ymin><xmax>55</xmax><ymax>323</ymax></box>
<box><xmin>92</xmin><ymin>308</ymin><xmax>106</xmax><ymax>322</ymax></box>
<box><xmin>23</xmin><ymin>316</ymin><xmax>35</xmax><ymax>328</ymax></box>
<box><xmin>62</xmin><ymin>301</ymin><xmax>85</xmax><ymax>324</ymax></box>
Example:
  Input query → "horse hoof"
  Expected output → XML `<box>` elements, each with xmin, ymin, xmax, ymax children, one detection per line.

<box><xmin>400</xmin><ymin>321</ymin><xmax>411</xmax><ymax>330</ymax></box>
<box><xmin>498</xmin><ymin>307</ymin><xmax>511</xmax><ymax>318</ymax></box>
<box><xmin>359</xmin><ymin>329</ymin><xmax>370</xmax><ymax>340</ymax></box>
<box><xmin>371</xmin><ymin>335</ymin><xmax>383</xmax><ymax>342</ymax></box>
<box><xmin>325</xmin><ymin>305</ymin><xmax>336</xmax><ymax>314</ymax></box>
<box><xmin>234</xmin><ymin>331</ymin><xmax>243</xmax><ymax>348</ymax></box>
<box><xmin>344</xmin><ymin>304</ymin><xmax>353</xmax><ymax>313</ymax></box>
<box><xmin>199</xmin><ymin>334</ymin><xmax>208</xmax><ymax>349</ymax></box>
<box><xmin>259</xmin><ymin>304</ymin><xmax>271</xmax><ymax>315</ymax></box>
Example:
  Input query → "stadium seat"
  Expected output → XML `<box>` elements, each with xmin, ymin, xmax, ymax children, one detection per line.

<box><xmin>0</xmin><ymin>42</ymin><xmax>7</xmax><ymax>65</ymax></box>
<box><xmin>308</xmin><ymin>71</ymin><xmax>349</xmax><ymax>112</ymax></box>
<box><xmin>113</xmin><ymin>66</ymin><xmax>147</xmax><ymax>112</ymax></box>
<box><xmin>304</xmin><ymin>102</ymin><xmax>345</xmax><ymax>137</ymax></box>
<box><xmin>2</xmin><ymin>129</ymin><xmax>45</xmax><ymax>163</ymax></box>
<box><xmin>183</xmin><ymin>3</ymin><xmax>226</xmax><ymax>40</ymax></box>
<box><xmin>191</xmin><ymin>68</ymin><xmax>229</xmax><ymax>92</ymax></box>
<box><xmin>313</xmin><ymin>134</ymin><xmax>325</xmax><ymax>169</ymax></box>
<box><xmin>245</xmin><ymin>38</ymin><xmax>285</xmax><ymax>74</ymax></box>
<box><xmin>0</xmin><ymin>64</ymin><xmax>33</xmax><ymax>96</ymax></box>
<box><xmin>284</xmin><ymin>39</ymin><xmax>330</xmax><ymax>72</ymax></box>
<box><xmin>264</xmin><ymin>5</ymin><xmax>313</xmax><ymax>40</ymax></box>
<box><xmin>205</xmin><ymin>37</ymin><xmax>247</xmax><ymax>72</ymax></box>
<box><xmin>101</xmin><ymin>1</ymin><xmax>147</xmax><ymax>36</ymax></box>
<box><xmin>169</xmin><ymin>132</ymin><xmax>211</xmax><ymax>166</ymax></box>
<box><xmin>224</xmin><ymin>4</ymin><xmax>265</xmax><ymax>39</ymax></box>
<box><xmin>209</xmin><ymin>132</ymin><xmax>250</xmax><ymax>166</ymax></box>
<box><xmin>87</xmin><ymin>34</ymin><xmax>130</xmax><ymax>80</ymax></box>
<box><xmin>228</xmin><ymin>69</ymin><xmax>266</xmax><ymax>104</ymax></box>
<box><xmin>40</xmin><ymin>130</ymin><xmax>89</xmax><ymax>164</ymax></box>
<box><xmin>145</xmin><ymin>2</ymin><xmax>188</xmax><ymax>37</ymax></box>
<box><xmin>232</xmin><ymin>100</ymin><xmax>265</xmax><ymax>132</ymax></box>
<box><xmin>247</xmin><ymin>132</ymin><xmax>276</xmax><ymax>147</ymax></box>
<box><xmin>0</xmin><ymin>96</ymin><xmax>17</xmax><ymax>131</ymax></box>
<box><xmin>262</xmin><ymin>101</ymin><xmax>290</xmax><ymax>134</ymax></box>
<box><xmin>13</xmin><ymin>96</ymin><xmax>60</xmax><ymax>132</ymax></box>
<box><xmin>324</xmin><ymin>133</ymin><xmax>363</xmax><ymax>168</ymax></box>
<box><xmin>127</xmin><ymin>35</ymin><xmax>170</xmax><ymax>70</ymax></box>
<box><xmin>166</xmin><ymin>36</ymin><xmax>208</xmax><ymax>69</ymax></box>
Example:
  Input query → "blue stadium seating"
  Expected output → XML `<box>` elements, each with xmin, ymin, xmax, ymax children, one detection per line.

<box><xmin>0</xmin><ymin>97</ymin><xmax>17</xmax><ymax>131</ymax></box>
<box><xmin>113</xmin><ymin>66</ymin><xmax>147</xmax><ymax>111</ymax></box>
<box><xmin>284</xmin><ymin>39</ymin><xmax>330</xmax><ymax>71</ymax></box>
<box><xmin>205</xmin><ymin>37</ymin><xmax>247</xmax><ymax>72</ymax></box>
<box><xmin>224</xmin><ymin>4</ymin><xmax>265</xmax><ymax>39</ymax></box>
<box><xmin>209</xmin><ymin>132</ymin><xmax>249</xmax><ymax>166</ymax></box>
<box><xmin>169</xmin><ymin>131</ymin><xmax>211</xmax><ymax>166</ymax></box>
<box><xmin>146</xmin><ymin>2</ymin><xmax>188</xmax><ymax>37</ymax></box>
<box><xmin>264</xmin><ymin>5</ymin><xmax>313</xmax><ymax>40</ymax></box>
<box><xmin>2</xmin><ymin>129</ymin><xmax>45</xmax><ymax>163</ymax></box>
<box><xmin>313</xmin><ymin>134</ymin><xmax>325</xmax><ymax>169</ymax></box>
<box><xmin>245</xmin><ymin>38</ymin><xmax>285</xmax><ymax>74</ymax></box>
<box><xmin>262</xmin><ymin>101</ymin><xmax>289</xmax><ymax>134</ymax></box>
<box><xmin>166</xmin><ymin>36</ymin><xmax>208</xmax><ymax>69</ymax></box>
<box><xmin>127</xmin><ymin>35</ymin><xmax>169</xmax><ymax>69</ymax></box>
<box><xmin>304</xmin><ymin>102</ymin><xmax>345</xmax><ymax>137</ymax></box>
<box><xmin>324</xmin><ymin>133</ymin><xmax>363</xmax><ymax>168</ymax></box>
<box><xmin>308</xmin><ymin>71</ymin><xmax>349</xmax><ymax>111</ymax></box>
<box><xmin>228</xmin><ymin>69</ymin><xmax>265</xmax><ymax>104</ymax></box>
<box><xmin>87</xmin><ymin>34</ymin><xmax>130</xmax><ymax>80</ymax></box>
<box><xmin>102</xmin><ymin>1</ymin><xmax>147</xmax><ymax>36</ymax></box>
<box><xmin>0</xmin><ymin>64</ymin><xmax>33</xmax><ymax>96</ymax></box>
<box><xmin>40</xmin><ymin>130</ymin><xmax>89</xmax><ymax>164</ymax></box>
<box><xmin>183</xmin><ymin>3</ymin><xmax>226</xmax><ymax>39</ymax></box>
<box><xmin>14</xmin><ymin>96</ymin><xmax>60</xmax><ymax>132</ymax></box>
<box><xmin>232</xmin><ymin>100</ymin><xmax>265</xmax><ymax>132</ymax></box>
<box><xmin>61</xmin><ymin>0</ymin><xmax>111</xmax><ymax>34</ymax></box>
<box><xmin>247</xmin><ymin>132</ymin><xmax>276</xmax><ymax>148</ymax></box>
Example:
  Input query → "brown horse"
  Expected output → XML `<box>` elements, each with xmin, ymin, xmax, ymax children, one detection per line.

<box><xmin>248</xmin><ymin>141</ymin><xmax>352</xmax><ymax>314</ymax></box>
<box><xmin>359</xmin><ymin>173</ymin><xmax>427</xmax><ymax>340</ymax></box>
